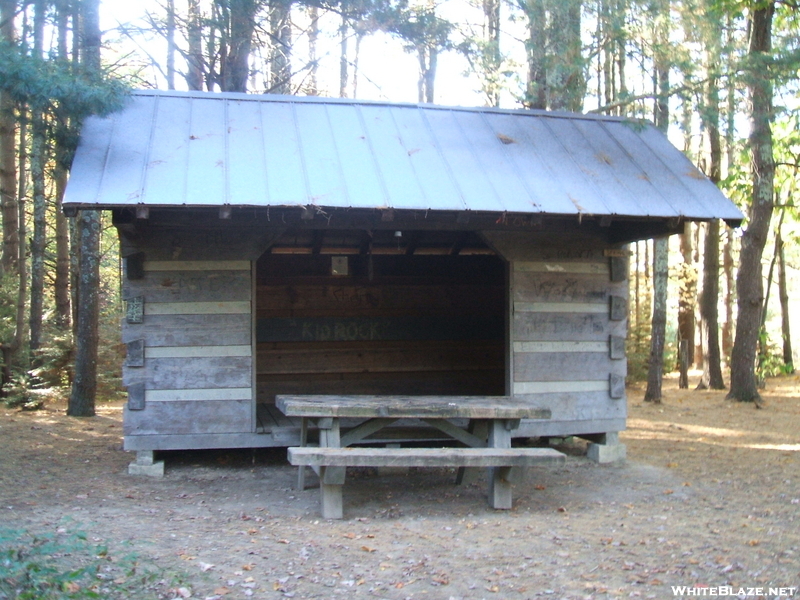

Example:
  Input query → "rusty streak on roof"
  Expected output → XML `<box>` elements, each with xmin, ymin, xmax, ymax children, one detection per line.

<box><xmin>63</xmin><ymin>89</ymin><xmax>743</xmax><ymax>224</ymax></box>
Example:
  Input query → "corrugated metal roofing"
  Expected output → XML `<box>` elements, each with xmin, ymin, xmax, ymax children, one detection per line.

<box><xmin>63</xmin><ymin>89</ymin><xmax>743</xmax><ymax>222</ymax></box>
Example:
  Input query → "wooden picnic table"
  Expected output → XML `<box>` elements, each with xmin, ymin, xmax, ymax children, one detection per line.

<box><xmin>276</xmin><ymin>395</ymin><xmax>564</xmax><ymax>519</ymax></box>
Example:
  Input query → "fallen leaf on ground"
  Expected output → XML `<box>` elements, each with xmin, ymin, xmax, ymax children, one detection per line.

<box><xmin>199</xmin><ymin>562</ymin><xmax>214</xmax><ymax>572</ymax></box>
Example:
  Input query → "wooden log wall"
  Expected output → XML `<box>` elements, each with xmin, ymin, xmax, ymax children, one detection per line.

<box><xmin>483</xmin><ymin>230</ymin><xmax>628</xmax><ymax>435</ymax></box>
<box><xmin>256</xmin><ymin>254</ymin><xmax>506</xmax><ymax>404</ymax></box>
<box><xmin>121</xmin><ymin>259</ymin><xmax>254</xmax><ymax>438</ymax></box>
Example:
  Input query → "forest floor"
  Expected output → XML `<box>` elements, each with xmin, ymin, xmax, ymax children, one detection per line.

<box><xmin>1</xmin><ymin>373</ymin><xmax>799</xmax><ymax>600</ymax></box>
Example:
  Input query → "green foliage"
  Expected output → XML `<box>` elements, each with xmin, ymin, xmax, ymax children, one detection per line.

<box><xmin>757</xmin><ymin>331</ymin><xmax>794</xmax><ymax>380</ymax></box>
<box><xmin>0</xmin><ymin>526</ymin><xmax>181</xmax><ymax>600</ymax></box>
<box><xmin>0</xmin><ymin>41</ymin><xmax>129</xmax><ymax>168</ymax></box>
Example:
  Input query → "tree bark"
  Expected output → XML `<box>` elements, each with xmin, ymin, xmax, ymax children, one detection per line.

<box><xmin>722</xmin><ymin>225</ymin><xmax>734</xmax><ymax>359</ymax></box>
<box><xmin>29</xmin><ymin>0</ymin><xmax>47</xmax><ymax>356</ymax></box>
<box><xmin>697</xmin><ymin>27</ymin><xmax>724</xmax><ymax>390</ymax></box>
<box><xmin>677</xmin><ymin>223</ymin><xmax>695</xmax><ymax>385</ymax></box>
<box><xmin>166</xmin><ymin>0</ymin><xmax>176</xmax><ymax>89</ymax></box>
<box><xmin>307</xmin><ymin>6</ymin><xmax>318</xmax><ymax>95</ymax></box>
<box><xmin>187</xmin><ymin>0</ymin><xmax>204</xmax><ymax>90</ymax></box>
<box><xmin>68</xmin><ymin>210</ymin><xmax>99</xmax><ymax>417</ymax></box>
<box><xmin>697</xmin><ymin>220</ymin><xmax>725</xmax><ymax>389</ymax></box>
<box><xmin>268</xmin><ymin>0</ymin><xmax>291</xmax><ymax>94</ymax></box>
<box><xmin>644</xmin><ymin>237</ymin><xmax>669</xmax><ymax>402</ymax></box>
<box><xmin>224</xmin><ymin>0</ymin><xmax>257</xmax><ymax>93</ymax></box>
<box><xmin>69</xmin><ymin>0</ymin><xmax>102</xmax><ymax>417</ymax></box>
<box><xmin>338</xmin><ymin>18</ymin><xmax>348</xmax><ymax>98</ymax></box>
<box><xmin>727</xmin><ymin>1</ymin><xmax>775</xmax><ymax>404</ymax></box>
<box><xmin>54</xmin><ymin>0</ymin><xmax>71</xmax><ymax>330</ymax></box>
<box><xmin>777</xmin><ymin>233</ymin><xmax>793</xmax><ymax>373</ymax></box>
<box><xmin>0</xmin><ymin>0</ymin><xmax>18</xmax><ymax>278</ymax></box>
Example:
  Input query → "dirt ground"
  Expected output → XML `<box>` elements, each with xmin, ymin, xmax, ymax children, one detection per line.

<box><xmin>1</xmin><ymin>374</ymin><xmax>799</xmax><ymax>600</ymax></box>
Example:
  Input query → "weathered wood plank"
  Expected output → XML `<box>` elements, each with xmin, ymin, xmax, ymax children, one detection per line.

<box><xmin>514</xmin><ymin>302</ymin><xmax>607</xmax><ymax>314</ymax></box>
<box><xmin>143</xmin><ymin>260</ymin><xmax>250</xmax><ymax>271</ymax></box>
<box><xmin>145</xmin><ymin>301</ymin><xmax>250</xmax><ymax>315</ymax></box>
<box><xmin>276</xmin><ymin>395</ymin><xmax>552</xmax><ymax>420</ymax></box>
<box><xmin>124</xmin><ymin>399</ymin><xmax>252</xmax><ymax>435</ymax></box>
<box><xmin>512</xmin><ymin>272</ymin><xmax>626</xmax><ymax>303</ymax></box>
<box><xmin>257</xmin><ymin>369</ymin><xmax>505</xmax><ymax>402</ymax></box>
<box><xmin>513</xmin><ymin>312</ymin><xmax>625</xmax><ymax>341</ymax></box>
<box><xmin>257</xmin><ymin>284</ymin><xmax>503</xmax><ymax>316</ymax></box>
<box><xmin>145</xmin><ymin>387</ymin><xmax>252</xmax><ymax>402</ymax></box>
<box><xmin>146</xmin><ymin>345</ymin><xmax>252</xmax><ymax>358</ymax></box>
<box><xmin>512</xmin><ymin>390</ymin><xmax>627</xmax><ymax>421</ymax></box>
<box><xmin>287</xmin><ymin>446</ymin><xmax>566</xmax><ymax>468</ymax></box>
<box><xmin>257</xmin><ymin>315</ymin><xmax>503</xmax><ymax>343</ymax></box>
<box><xmin>514</xmin><ymin>352</ymin><xmax>626</xmax><ymax>381</ymax></box>
<box><xmin>257</xmin><ymin>340</ymin><xmax>502</xmax><ymax>375</ymax></box>
<box><xmin>124</xmin><ymin>270</ymin><xmax>251</xmax><ymax>303</ymax></box>
<box><xmin>122</xmin><ymin>314</ymin><xmax>251</xmax><ymax>346</ymax></box>
<box><xmin>123</xmin><ymin>356</ymin><xmax>252</xmax><ymax>389</ymax></box>
<box><xmin>513</xmin><ymin>341</ymin><xmax>607</xmax><ymax>353</ymax></box>
<box><xmin>118</xmin><ymin>225</ymin><xmax>276</xmax><ymax>261</ymax></box>
<box><xmin>515</xmin><ymin>261</ymin><xmax>609</xmax><ymax>275</ymax></box>
<box><xmin>512</xmin><ymin>380</ymin><xmax>608</xmax><ymax>394</ymax></box>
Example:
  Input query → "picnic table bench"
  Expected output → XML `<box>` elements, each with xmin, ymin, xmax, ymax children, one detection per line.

<box><xmin>276</xmin><ymin>394</ymin><xmax>565</xmax><ymax>519</ymax></box>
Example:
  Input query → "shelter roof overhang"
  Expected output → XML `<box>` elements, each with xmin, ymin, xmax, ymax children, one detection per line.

<box><xmin>66</xmin><ymin>89</ymin><xmax>744</xmax><ymax>242</ymax></box>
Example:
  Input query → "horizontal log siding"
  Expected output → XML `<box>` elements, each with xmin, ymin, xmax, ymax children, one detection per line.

<box><xmin>511</xmin><ymin>253</ymin><xmax>628</xmax><ymax>423</ymax></box>
<box><xmin>123</xmin><ymin>259</ymin><xmax>253</xmax><ymax>437</ymax></box>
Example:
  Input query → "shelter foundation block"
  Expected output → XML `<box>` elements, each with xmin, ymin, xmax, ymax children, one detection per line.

<box><xmin>127</xmin><ymin>450</ymin><xmax>165</xmax><ymax>477</ymax></box>
<box><xmin>585</xmin><ymin>432</ymin><xmax>626</xmax><ymax>464</ymax></box>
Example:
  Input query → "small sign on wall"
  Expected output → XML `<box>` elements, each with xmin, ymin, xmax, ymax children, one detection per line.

<box><xmin>331</xmin><ymin>256</ymin><xmax>349</xmax><ymax>276</ymax></box>
<box><xmin>126</xmin><ymin>296</ymin><xmax>144</xmax><ymax>324</ymax></box>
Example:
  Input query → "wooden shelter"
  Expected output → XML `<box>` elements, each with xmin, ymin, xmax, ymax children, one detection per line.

<box><xmin>63</xmin><ymin>90</ymin><xmax>742</xmax><ymax>468</ymax></box>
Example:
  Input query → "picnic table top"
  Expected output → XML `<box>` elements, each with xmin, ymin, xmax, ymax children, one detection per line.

<box><xmin>275</xmin><ymin>395</ymin><xmax>552</xmax><ymax>420</ymax></box>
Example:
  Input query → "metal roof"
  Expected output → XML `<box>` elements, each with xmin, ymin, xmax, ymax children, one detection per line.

<box><xmin>63</xmin><ymin>89</ymin><xmax>743</xmax><ymax>222</ymax></box>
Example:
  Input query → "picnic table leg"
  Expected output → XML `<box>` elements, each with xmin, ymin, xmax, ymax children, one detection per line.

<box><xmin>318</xmin><ymin>418</ymin><xmax>346</xmax><ymax>519</ymax></box>
<box><xmin>488</xmin><ymin>419</ymin><xmax>513</xmax><ymax>509</ymax></box>
<box><xmin>297</xmin><ymin>417</ymin><xmax>308</xmax><ymax>491</ymax></box>
<box><xmin>456</xmin><ymin>419</ymin><xmax>489</xmax><ymax>485</ymax></box>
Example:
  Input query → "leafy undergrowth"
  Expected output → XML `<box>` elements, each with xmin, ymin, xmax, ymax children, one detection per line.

<box><xmin>0</xmin><ymin>525</ymin><xmax>191</xmax><ymax>600</ymax></box>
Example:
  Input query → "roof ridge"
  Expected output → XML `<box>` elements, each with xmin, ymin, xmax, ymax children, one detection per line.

<box><xmin>129</xmin><ymin>89</ymin><xmax>642</xmax><ymax>124</ymax></box>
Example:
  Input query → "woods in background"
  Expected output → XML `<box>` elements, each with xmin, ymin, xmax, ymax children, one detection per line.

<box><xmin>0</xmin><ymin>0</ymin><xmax>798</xmax><ymax>413</ymax></box>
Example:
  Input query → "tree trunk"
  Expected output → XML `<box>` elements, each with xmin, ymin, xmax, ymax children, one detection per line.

<box><xmin>727</xmin><ymin>1</ymin><xmax>775</xmax><ymax>404</ymax></box>
<box><xmin>644</xmin><ymin>237</ymin><xmax>669</xmax><ymax>402</ymax></box>
<box><xmin>677</xmin><ymin>223</ymin><xmax>695</xmax><ymax>384</ymax></box>
<box><xmin>187</xmin><ymin>0</ymin><xmax>204</xmax><ymax>90</ymax></box>
<box><xmin>307</xmin><ymin>6</ymin><xmax>318</xmax><ymax>95</ymax></box>
<box><xmin>54</xmin><ymin>0</ymin><xmax>71</xmax><ymax>330</ymax></box>
<box><xmin>68</xmin><ymin>210</ymin><xmax>99</xmax><ymax>417</ymax></box>
<box><xmin>339</xmin><ymin>18</ymin><xmax>348</xmax><ymax>98</ymax></box>
<box><xmin>722</xmin><ymin>225</ymin><xmax>734</xmax><ymax>359</ymax></box>
<box><xmin>69</xmin><ymin>0</ymin><xmax>102</xmax><ymax>417</ymax></box>
<box><xmin>29</xmin><ymin>111</ymin><xmax>47</xmax><ymax>355</ymax></box>
<box><xmin>223</xmin><ymin>0</ymin><xmax>257</xmax><ymax>93</ymax></box>
<box><xmin>777</xmin><ymin>233</ymin><xmax>793</xmax><ymax>373</ymax></box>
<box><xmin>697</xmin><ymin>29</ymin><xmax>724</xmax><ymax>390</ymax></box>
<box><xmin>166</xmin><ymin>0</ymin><xmax>176</xmax><ymax>89</ymax></box>
<box><xmin>697</xmin><ymin>220</ymin><xmax>725</xmax><ymax>389</ymax></box>
<box><xmin>525</xmin><ymin>0</ymin><xmax>547</xmax><ymax>109</ymax></box>
<box><xmin>29</xmin><ymin>0</ymin><xmax>47</xmax><ymax>357</ymax></box>
<box><xmin>484</xmin><ymin>0</ymin><xmax>501</xmax><ymax>107</ymax></box>
<box><xmin>268</xmin><ymin>0</ymin><xmax>291</xmax><ymax>94</ymax></box>
<box><xmin>0</xmin><ymin>0</ymin><xmax>18</xmax><ymax>278</ymax></box>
